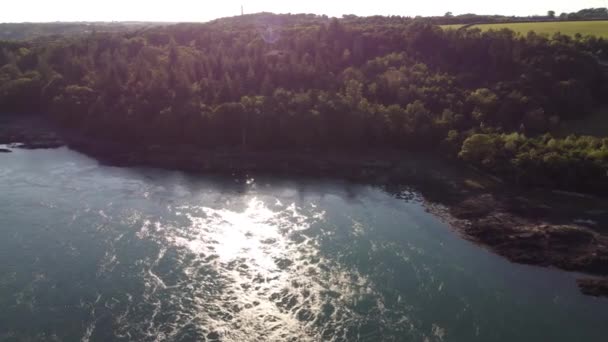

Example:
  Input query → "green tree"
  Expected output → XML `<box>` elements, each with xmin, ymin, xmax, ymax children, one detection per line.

<box><xmin>459</xmin><ymin>134</ymin><xmax>499</xmax><ymax>168</ymax></box>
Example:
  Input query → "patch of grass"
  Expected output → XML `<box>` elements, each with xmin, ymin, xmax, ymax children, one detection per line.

<box><xmin>440</xmin><ymin>24</ymin><xmax>465</xmax><ymax>30</ymax></box>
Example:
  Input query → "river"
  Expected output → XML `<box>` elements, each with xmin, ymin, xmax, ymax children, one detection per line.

<box><xmin>0</xmin><ymin>147</ymin><xmax>606</xmax><ymax>341</ymax></box>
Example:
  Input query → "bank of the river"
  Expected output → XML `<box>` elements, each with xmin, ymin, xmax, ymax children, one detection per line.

<box><xmin>2</xmin><ymin>115</ymin><xmax>608</xmax><ymax>297</ymax></box>
<box><xmin>0</xmin><ymin>115</ymin><xmax>64</xmax><ymax>149</ymax></box>
<box><xmin>437</xmin><ymin>192</ymin><xmax>608</xmax><ymax>298</ymax></box>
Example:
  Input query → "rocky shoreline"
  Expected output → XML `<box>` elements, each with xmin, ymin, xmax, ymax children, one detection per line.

<box><xmin>0</xmin><ymin>115</ymin><xmax>64</xmax><ymax>149</ymax></box>
<box><xmin>2</xmin><ymin>115</ymin><xmax>608</xmax><ymax>298</ymax></box>
<box><xmin>444</xmin><ymin>193</ymin><xmax>608</xmax><ymax>297</ymax></box>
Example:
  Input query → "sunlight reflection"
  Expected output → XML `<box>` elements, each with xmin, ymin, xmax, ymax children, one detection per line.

<box><xmin>130</xmin><ymin>196</ymin><xmax>395</xmax><ymax>341</ymax></box>
<box><xmin>176</xmin><ymin>197</ymin><xmax>313</xmax><ymax>266</ymax></box>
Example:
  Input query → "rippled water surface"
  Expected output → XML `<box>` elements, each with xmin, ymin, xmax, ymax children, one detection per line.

<box><xmin>0</xmin><ymin>147</ymin><xmax>606</xmax><ymax>342</ymax></box>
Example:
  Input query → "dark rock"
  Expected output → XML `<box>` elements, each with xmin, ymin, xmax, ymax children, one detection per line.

<box><xmin>0</xmin><ymin>148</ymin><xmax>11</xmax><ymax>153</ymax></box>
<box><xmin>19</xmin><ymin>141</ymin><xmax>64</xmax><ymax>149</ymax></box>
<box><xmin>577</xmin><ymin>278</ymin><xmax>608</xmax><ymax>297</ymax></box>
<box><xmin>451</xmin><ymin>200</ymin><xmax>608</xmax><ymax>296</ymax></box>
<box><xmin>206</xmin><ymin>331</ymin><xmax>220</xmax><ymax>340</ymax></box>
<box><xmin>571</xmin><ymin>255</ymin><xmax>608</xmax><ymax>275</ymax></box>
<box><xmin>451</xmin><ymin>194</ymin><xmax>499</xmax><ymax>219</ymax></box>
<box><xmin>506</xmin><ymin>196</ymin><xmax>552</xmax><ymax>217</ymax></box>
<box><xmin>464</xmin><ymin>215</ymin><xmax>517</xmax><ymax>244</ymax></box>
<box><xmin>0</xmin><ymin>116</ymin><xmax>64</xmax><ymax>149</ymax></box>
<box><xmin>546</xmin><ymin>226</ymin><xmax>595</xmax><ymax>245</ymax></box>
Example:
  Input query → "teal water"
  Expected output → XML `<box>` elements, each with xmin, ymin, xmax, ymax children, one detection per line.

<box><xmin>0</xmin><ymin>147</ymin><xmax>606</xmax><ymax>342</ymax></box>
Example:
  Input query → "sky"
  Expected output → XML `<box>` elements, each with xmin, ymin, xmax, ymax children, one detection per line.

<box><xmin>1</xmin><ymin>0</ymin><xmax>607</xmax><ymax>23</ymax></box>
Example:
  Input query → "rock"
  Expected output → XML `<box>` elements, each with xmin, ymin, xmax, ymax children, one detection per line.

<box><xmin>577</xmin><ymin>278</ymin><xmax>608</xmax><ymax>297</ymax></box>
<box><xmin>19</xmin><ymin>141</ymin><xmax>64</xmax><ymax>149</ymax></box>
<box><xmin>0</xmin><ymin>116</ymin><xmax>64</xmax><ymax>150</ymax></box>
<box><xmin>506</xmin><ymin>197</ymin><xmax>552</xmax><ymax>217</ymax></box>
<box><xmin>546</xmin><ymin>226</ymin><xmax>595</xmax><ymax>245</ymax></box>
<box><xmin>571</xmin><ymin>255</ymin><xmax>608</xmax><ymax>275</ymax></box>
<box><xmin>0</xmin><ymin>148</ymin><xmax>11</xmax><ymax>153</ymax></box>
<box><xmin>451</xmin><ymin>194</ymin><xmax>499</xmax><ymax>219</ymax></box>
<box><xmin>465</xmin><ymin>221</ymin><xmax>504</xmax><ymax>243</ymax></box>
<box><xmin>207</xmin><ymin>331</ymin><xmax>221</xmax><ymax>340</ymax></box>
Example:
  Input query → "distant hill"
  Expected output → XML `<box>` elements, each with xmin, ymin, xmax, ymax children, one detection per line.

<box><xmin>0</xmin><ymin>22</ymin><xmax>166</xmax><ymax>41</ymax></box>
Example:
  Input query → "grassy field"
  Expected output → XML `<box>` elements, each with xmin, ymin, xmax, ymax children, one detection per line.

<box><xmin>441</xmin><ymin>21</ymin><xmax>608</xmax><ymax>38</ymax></box>
<box><xmin>440</xmin><ymin>24</ymin><xmax>465</xmax><ymax>30</ymax></box>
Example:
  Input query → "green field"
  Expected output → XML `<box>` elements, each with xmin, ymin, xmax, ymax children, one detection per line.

<box><xmin>440</xmin><ymin>24</ymin><xmax>465</xmax><ymax>30</ymax></box>
<box><xmin>441</xmin><ymin>21</ymin><xmax>608</xmax><ymax>38</ymax></box>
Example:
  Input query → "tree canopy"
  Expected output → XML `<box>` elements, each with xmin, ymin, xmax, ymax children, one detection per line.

<box><xmin>1</xmin><ymin>13</ymin><xmax>608</xmax><ymax>193</ymax></box>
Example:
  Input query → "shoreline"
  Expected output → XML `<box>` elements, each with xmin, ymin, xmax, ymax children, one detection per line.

<box><xmin>2</xmin><ymin>115</ymin><xmax>608</xmax><ymax>297</ymax></box>
<box><xmin>432</xmin><ymin>195</ymin><xmax>608</xmax><ymax>297</ymax></box>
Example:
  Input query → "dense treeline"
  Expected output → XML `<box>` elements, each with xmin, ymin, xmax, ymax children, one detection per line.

<box><xmin>430</xmin><ymin>7</ymin><xmax>608</xmax><ymax>25</ymax></box>
<box><xmin>460</xmin><ymin>133</ymin><xmax>608</xmax><ymax>191</ymax></box>
<box><xmin>559</xmin><ymin>8</ymin><xmax>608</xmax><ymax>20</ymax></box>
<box><xmin>1</xmin><ymin>13</ymin><xmax>608</xmax><ymax>193</ymax></box>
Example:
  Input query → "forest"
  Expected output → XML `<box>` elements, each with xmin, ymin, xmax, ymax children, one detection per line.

<box><xmin>1</xmin><ymin>13</ymin><xmax>608</xmax><ymax>194</ymax></box>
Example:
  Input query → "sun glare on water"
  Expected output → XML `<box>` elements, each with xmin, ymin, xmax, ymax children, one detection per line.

<box><xmin>176</xmin><ymin>197</ymin><xmax>312</xmax><ymax>273</ymax></box>
<box><xmin>130</xmin><ymin>195</ymin><xmax>388</xmax><ymax>341</ymax></box>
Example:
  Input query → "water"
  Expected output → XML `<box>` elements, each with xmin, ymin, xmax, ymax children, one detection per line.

<box><xmin>0</xmin><ymin>147</ymin><xmax>606</xmax><ymax>342</ymax></box>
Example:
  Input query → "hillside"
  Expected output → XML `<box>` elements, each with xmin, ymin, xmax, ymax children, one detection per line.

<box><xmin>1</xmin><ymin>13</ymin><xmax>608</xmax><ymax>194</ymax></box>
